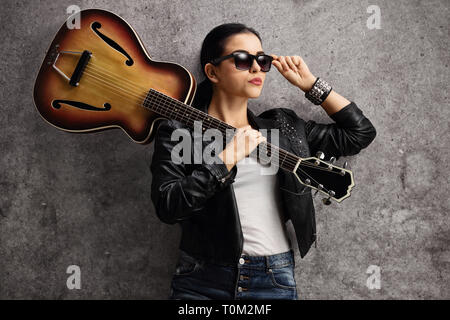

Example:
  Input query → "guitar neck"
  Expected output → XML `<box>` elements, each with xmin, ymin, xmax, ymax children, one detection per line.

<box><xmin>143</xmin><ymin>88</ymin><xmax>299</xmax><ymax>172</ymax></box>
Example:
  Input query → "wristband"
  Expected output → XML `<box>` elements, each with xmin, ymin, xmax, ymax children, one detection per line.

<box><xmin>305</xmin><ymin>77</ymin><xmax>332</xmax><ymax>105</ymax></box>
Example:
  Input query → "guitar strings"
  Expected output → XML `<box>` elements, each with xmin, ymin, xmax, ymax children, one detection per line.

<box><xmin>81</xmin><ymin>66</ymin><xmax>339</xmax><ymax>175</ymax></box>
<box><xmin>81</xmin><ymin>66</ymin><xmax>343</xmax><ymax>186</ymax></box>
<box><xmin>83</xmin><ymin>63</ymin><xmax>309</xmax><ymax>165</ymax></box>
<box><xmin>79</xmin><ymin>68</ymin><xmax>335</xmax><ymax>195</ymax></box>
<box><xmin>78</xmin><ymin>64</ymin><xmax>343</xmax><ymax>193</ymax></box>
<box><xmin>81</xmin><ymin>66</ymin><xmax>299</xmax><ymax>167</ymax></box>
<box><xmin>81</xmin><ymin>60</ymin><xmax>345</xmax><ymax>196</ymax></box>
<box><xmin>83</xmin><ymin>62</ymin><xmax>331</xmax><ymax>172</ymax></box>
<box><xmin>83</xmin><ymin>68</ymin><xmax>329</xmax><ymax>170</ymax></box>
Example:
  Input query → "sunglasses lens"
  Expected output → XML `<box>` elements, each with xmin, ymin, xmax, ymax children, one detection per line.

<box><xmin>257</xmin><ymin>55</ymin><xmax>272</xmax><ymax>72</ymax></box>
<box><xmin>233</xmin><ymin>52</ymin><xmax>272</xmax><ymax>72</ymax></box>
<box><xmin>234</xmin><ymin>52</ymin><xmax>252</xmax><ymax>70</ymax></box>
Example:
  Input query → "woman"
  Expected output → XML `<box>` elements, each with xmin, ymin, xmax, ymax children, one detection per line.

<box><xmin>150</xmin><ymin>23</ymin><xmax>376</xmax><ymax>300</ymax></box>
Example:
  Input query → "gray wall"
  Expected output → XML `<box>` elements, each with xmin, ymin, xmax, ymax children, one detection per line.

<box><xmin>0</xmin><ymin>0</ymin><xmax>448</xmax><ymax>299</ymax></box>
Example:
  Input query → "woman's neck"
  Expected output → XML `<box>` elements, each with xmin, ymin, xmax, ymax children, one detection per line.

<box><xmin>207</xmin><ymin>89</ymin><xmax>250</xmax><ymax>129</ymax></box>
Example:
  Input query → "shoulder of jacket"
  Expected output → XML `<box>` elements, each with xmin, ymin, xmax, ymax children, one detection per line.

<box><xmin>257</xmin><ymin>107</ymin><xmax>285</xmax><ymax>119</ymax></box>
<box><xmin>259</xmin><ymin>107</ymin><xmax>305</xmax><ymax>124</ymax></box>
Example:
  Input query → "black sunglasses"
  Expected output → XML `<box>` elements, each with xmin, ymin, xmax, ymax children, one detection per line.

<box><xmin>210</xmin><ymin>50</ymin><xmax>274</xmax><ymax>72</ymax></box>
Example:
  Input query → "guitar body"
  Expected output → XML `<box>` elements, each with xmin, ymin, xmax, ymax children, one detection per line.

<box><xmin>33</xmin><ymin>9</ymin><xmax>196</xmax><ymax>144</ymax></box>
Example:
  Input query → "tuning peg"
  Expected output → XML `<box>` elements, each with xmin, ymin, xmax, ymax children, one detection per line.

<box><xmin>322</xmin><ymin>190</ymin><xmax>335</xmax><ymax>205</ymax></box>
<box><xmin>315</xmin><ymin>151</ymin><xmax>325</xmax><ymax>165</ymax></box>
<box><xmin>314</xmin><ymin>184</ymin><xmax>323</xmax><ymax>196</ymax></box>
<box><xmin>327</xmin><ymin>156</ymin><xmax>337</xmax><ymax>170</ymax></box>
<box><xmin>339</xmin><ymin>161</ymin><xmax>349</xmax><ymax>176</ymax></box>
<box><xmin>316</xmin><ymin>151</ymin><xmax>325</xmax><ymax>160</ymax></box>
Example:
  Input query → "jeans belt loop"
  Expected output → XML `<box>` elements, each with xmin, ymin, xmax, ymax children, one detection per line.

<box><xmin>265</xmin><ymin>256</ymin><xmax>270</xmax><ymax>272</ymax></box>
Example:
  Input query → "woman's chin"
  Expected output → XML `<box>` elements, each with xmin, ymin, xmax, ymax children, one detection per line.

<box><xmin>246</xmin><ymin>87</ymin><xmax>263</xmax><ymax>98</ymax></box>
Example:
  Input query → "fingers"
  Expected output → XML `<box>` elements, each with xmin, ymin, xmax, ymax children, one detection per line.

<box><xmin>270</xmin><ymin>54</ymin><xmax>283</xmax><ymax>72</ymax></box>
<box><xmin>279</xmin><ymin>56</ymin><xmax>289</xmax><ymax>72</ymax></box>
<box><xmin>236</xmin><ymin>126</ymin><xmax>263</xmax><ymax>139</ymax></box>
<box><xmin>236</xmin><ymin>125</ymin><xmax>252</xmax><ymax>133</ymax></box>
<box><xmin>270</xmin><ymin>54</ymin><xmax>304</xmax><ymax>72</ymax></box>
<box><xmin>257</xmin><ymin>135</ymin><xmax>267</xmax><ymax>143</ymax></box>
<box><xmin>275</xmin><ymin>56</ymin><xmax>290</xmax><ymax>72</ymax></box>
<box><xmin>231</xmin><ymin>127</ymin><xmax>267</xmax><ymax>160</ymax></box>
<box><xmin>245</xmin><ymin>129</ymin><xmax>262</xmax><ymax>137</ymax></box>
<box><xmin>291</xmin><ymin>55</ymin><xmax>302</xmax><ymax>66</ymax></box>
<box><xmin>285</xmin><ymin>56</ymin><xmax>298</xmax><ymax>72</ymax></box>
<box><xmin>272</xmin><ymin>60</ymin><xmax>282</xmax><ymax>71</ymax></box>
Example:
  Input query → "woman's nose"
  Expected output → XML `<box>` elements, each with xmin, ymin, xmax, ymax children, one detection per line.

<box><xmin>250</xmin><ymin>58</ymin><xmax>261</xmax><ymax>72</ymax></box>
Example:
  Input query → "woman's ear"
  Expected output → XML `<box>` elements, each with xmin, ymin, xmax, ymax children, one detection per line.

<box><xmin>204</xmin><ymin>63</ymin><xmax>219</xmax><ymax>84</ymax></box>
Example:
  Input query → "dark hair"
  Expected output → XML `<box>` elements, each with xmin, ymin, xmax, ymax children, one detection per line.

<box><xmin>192</xmin><ymin>23</ymin><xmax>262</xmax><ymax>109</ymax></box>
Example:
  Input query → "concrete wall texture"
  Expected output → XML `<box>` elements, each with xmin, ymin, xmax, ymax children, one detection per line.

<box><xmin>0</xmin><ymin>0</ymin><xmax>448</xmax><ymax>299</ymax></box>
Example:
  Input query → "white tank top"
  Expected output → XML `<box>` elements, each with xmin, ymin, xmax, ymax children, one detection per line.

<box><xmin>233</xmin><ymin>156</ymin><xmax>292</xmax><ymax>256</ymax></box>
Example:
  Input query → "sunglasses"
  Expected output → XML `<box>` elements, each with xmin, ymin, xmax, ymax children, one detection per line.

<box><xmin>210</xmin><ymin>50</ymin><xmax>274</xmax><ymax>72</ymax></box>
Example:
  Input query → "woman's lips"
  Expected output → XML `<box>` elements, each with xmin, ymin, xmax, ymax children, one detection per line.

<box><xmin>249</xmin><ymin>78</ymin><xmax>262</xmax><ymax>85</ymax></box>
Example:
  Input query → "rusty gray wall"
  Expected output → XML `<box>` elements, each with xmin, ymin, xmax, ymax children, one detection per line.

<box><xmin>0</xmin><ymin>0</ymin><xmax>448</xmax><ymax>299</ymax></box>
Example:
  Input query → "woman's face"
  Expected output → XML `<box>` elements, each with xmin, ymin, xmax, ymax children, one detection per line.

<box><xmin>209</xmin><ymin>33</ymin><xmax>267</xmax><ymax>99</ymax></box>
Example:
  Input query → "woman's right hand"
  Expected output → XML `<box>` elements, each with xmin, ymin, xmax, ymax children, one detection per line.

<box><xmin>218</xmin><ymin>125</ymin><xmax>267</xmax><ymax>172</ymax></box>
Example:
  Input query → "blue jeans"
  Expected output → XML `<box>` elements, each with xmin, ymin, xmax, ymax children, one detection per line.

<box><xmin>169</xmin><ymin>249</ymin><xmax>298</xmax><ymax>300</ymax></box>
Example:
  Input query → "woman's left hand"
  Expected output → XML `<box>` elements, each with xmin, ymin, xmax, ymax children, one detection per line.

<box><xmin>270</xmin><ymin>54</ymin><xmax>317</xmax><ymax>92</ymax></box>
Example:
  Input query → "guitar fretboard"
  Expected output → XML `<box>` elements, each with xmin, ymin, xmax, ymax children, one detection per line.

<box><xmin>143</xmin><ymin>88</ymin><xmax>299</xmax><ymax>172</ymax></box>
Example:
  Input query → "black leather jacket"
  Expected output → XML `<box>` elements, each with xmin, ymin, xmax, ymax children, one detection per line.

<box><xmin>150</xmin><ymin>100</ymin><xmax>376</xmax><ymax>267</ymax></box>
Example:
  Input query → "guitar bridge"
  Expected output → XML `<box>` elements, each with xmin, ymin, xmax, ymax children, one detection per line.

<box><xmin>52</xmin><ymin>50</ymin><xmax>92</xmax><ymax>87</ymax></box>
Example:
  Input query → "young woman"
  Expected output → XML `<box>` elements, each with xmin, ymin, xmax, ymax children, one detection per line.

<box><xmin>150</xmin><ymin>23</ymin><xmax>377</xmax><ymax>300</ymax></box>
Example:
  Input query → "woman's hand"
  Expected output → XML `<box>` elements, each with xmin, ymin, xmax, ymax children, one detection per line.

<box><xmin>218</xmin><ymin>125</ymin><xmax>266</xmax><ymax>172</ymax></box>
<box><xmin>270</xmin><ymin>54</ymin><xmax>317</xmax><ymax>92</ymax></box>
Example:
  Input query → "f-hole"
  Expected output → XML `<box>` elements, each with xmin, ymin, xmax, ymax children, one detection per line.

<box><xmin>91</xmin><ymin>22</ymin><xmax>134</xmax><ymax>66</ymax></box>
<box><xmin>52</xmin><ymin>100</ymin><xmax>112</xmax><ymax>111</ymax></box>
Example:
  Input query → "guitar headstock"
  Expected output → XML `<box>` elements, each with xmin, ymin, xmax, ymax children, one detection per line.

<box><xmin>293</xmin><ymin>151</ymin><xmax>354</xmax><ymax>204</ymax></box>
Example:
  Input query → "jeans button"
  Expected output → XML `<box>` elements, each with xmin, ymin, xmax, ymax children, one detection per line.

<box><xmin>239</xmin><ymin>258</ymin><xmax>245</xmax><ymax>265</ymax></box>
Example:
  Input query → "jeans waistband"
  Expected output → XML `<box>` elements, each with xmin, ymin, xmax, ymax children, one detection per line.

<box><xmin>239</xmin><ymin>249</ymin><xmax>295</xmax><ymax>269</ymax></box>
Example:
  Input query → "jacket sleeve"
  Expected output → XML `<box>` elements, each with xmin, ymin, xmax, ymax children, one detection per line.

<box><xmin>303</xmin><ymin>101</ymin><xmax>377</xmax><ymax>161</ymax></box>
<box><xmin>150</xmin><ymin>119</ymin><xmax>237</xmax><ymax>225</ymax></box>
